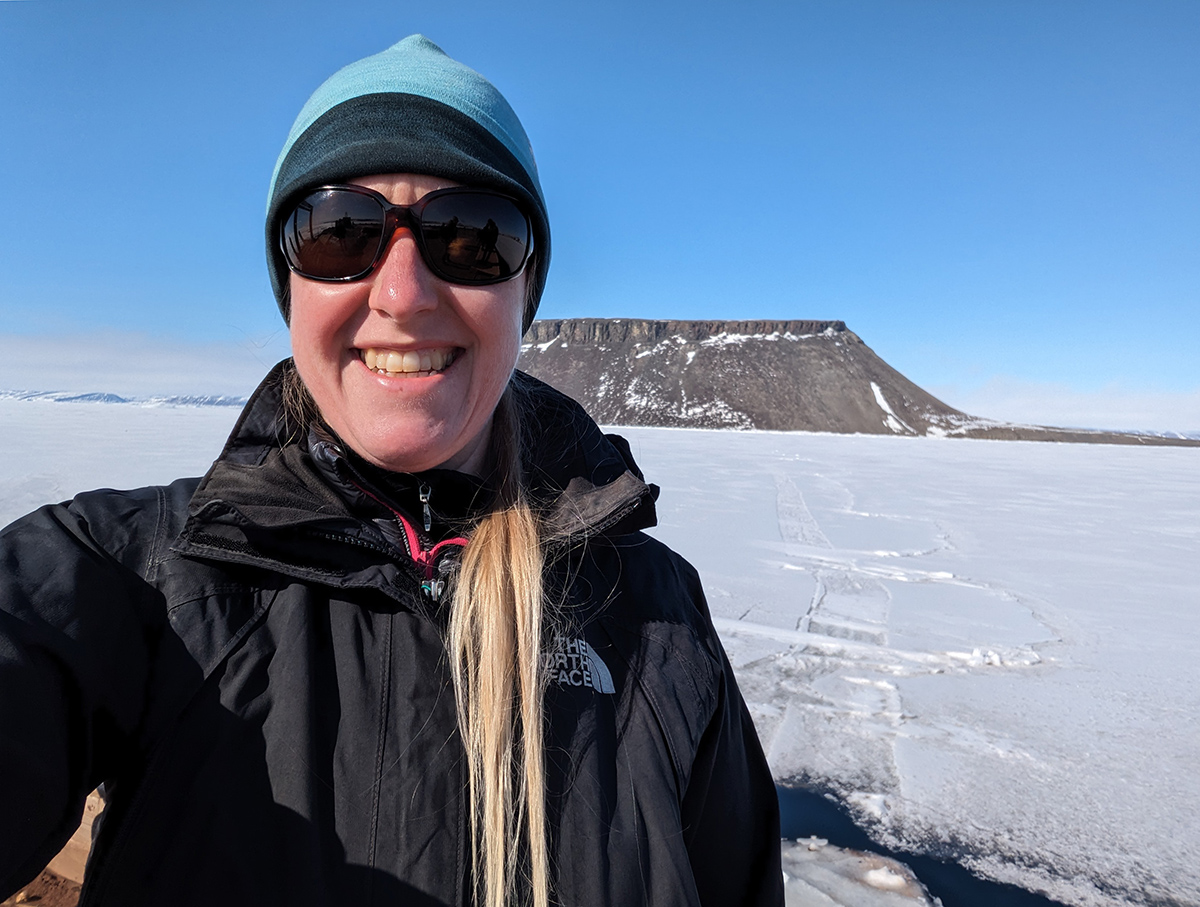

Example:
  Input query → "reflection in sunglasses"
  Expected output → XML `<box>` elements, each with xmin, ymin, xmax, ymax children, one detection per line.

<box><xmin>282</xmin><ymin>185</ymin><xmax>530</xmax><ymax>285</ymax></box>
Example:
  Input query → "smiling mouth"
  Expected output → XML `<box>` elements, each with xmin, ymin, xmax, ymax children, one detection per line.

<box><xmin>360</xmin><ymin>347</ymin><xmax>459</xmax><ymax>377</ymax></box>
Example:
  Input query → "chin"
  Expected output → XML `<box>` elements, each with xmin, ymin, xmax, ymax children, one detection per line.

<box><xmin>351</xmin><ymin>421</ymin><xmax>492</xmax><ymax>476</ymax></box>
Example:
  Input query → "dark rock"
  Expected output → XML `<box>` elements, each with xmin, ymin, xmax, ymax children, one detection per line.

<box><xmin>519</xmin><ymin>318</ymin><xmax>1199</xmax><ymax>446</ymax></box>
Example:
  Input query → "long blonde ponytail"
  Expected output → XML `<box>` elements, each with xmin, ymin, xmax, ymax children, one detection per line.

<box><xmin>448</xmin><ymin>382</ymin><xmax>551</xmax><ymax>907</ymax></box>
<box><xmin>285</xmin><ymin>361</ymin><xmax>553</xmax><ymax>907</ymax></box>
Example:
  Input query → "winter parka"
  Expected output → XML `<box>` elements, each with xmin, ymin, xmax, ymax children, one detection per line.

<box><xmin>0</xmin><ymin>364</ymin><xmax>783</xmax><ymax>907</ymax></box>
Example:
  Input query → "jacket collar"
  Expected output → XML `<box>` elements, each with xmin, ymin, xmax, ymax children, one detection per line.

<box><xmin>173</xmin><ymin>362</ymin><xmax>657</xmax><ymax>582</ymax></box>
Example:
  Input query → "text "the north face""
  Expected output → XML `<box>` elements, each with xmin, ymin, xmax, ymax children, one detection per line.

<box><xmin>544</xmin><ymin>637</ymin><xmax>615</xmax><ymax>694</ymax></box>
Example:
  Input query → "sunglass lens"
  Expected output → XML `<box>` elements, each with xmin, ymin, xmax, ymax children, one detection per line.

<box><xmin>420</xmin><ymin>193</ymin><xmax>530</xmax><ymax>283</ymax></box>
<box><xmin>283</xmin><ymin>189</ymin><xmax>386</xmax><ymax>280</ymax></box>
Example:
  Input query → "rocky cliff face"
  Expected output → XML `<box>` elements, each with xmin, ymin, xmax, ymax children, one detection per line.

<box><xmin>518</xmin><ymin>318</ymin><xmax>1198</xmax><ymax>445</ymax></box>
<box><xmin>519</xmin><ymin>318</ymin><xmax>964</xmax><ymax>434</ymax></box>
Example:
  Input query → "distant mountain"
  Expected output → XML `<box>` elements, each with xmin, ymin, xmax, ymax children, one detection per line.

<box><xmin>0</xmin><ymin>390</ymin><xmax>248</xmax><ymax>407</ymax></box>
<box><xmin>519</xmin><ymin>319</ymin><xmax>1199</xmax><ymax>446</ymax></box>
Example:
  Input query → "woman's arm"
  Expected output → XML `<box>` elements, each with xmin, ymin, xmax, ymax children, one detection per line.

<box><xmin>0</xmin><ymin>491</ymin><xmax>162</xmax><ymax>897</ymax></box>
<box><xmin>680</xmin><ymin>643</ymin><xmax>784</xmax><ymax>907</ymax></box>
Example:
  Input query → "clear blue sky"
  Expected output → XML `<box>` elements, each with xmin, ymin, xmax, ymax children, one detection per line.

<box><xmin>1</xmin><ymin>0</ymin><xmax>1197</xmax><ymax>430</ymax></box>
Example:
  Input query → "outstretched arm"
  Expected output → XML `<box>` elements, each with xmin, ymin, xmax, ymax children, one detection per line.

<box><xmin>0</xmin><ymin>493</ymin><xmax>161</xmax><ymax>898</ymax></box>
<box><xmin>680</xmin><ymin>643</ymin><xmax>783</xmax><ymax>907</ymax></box>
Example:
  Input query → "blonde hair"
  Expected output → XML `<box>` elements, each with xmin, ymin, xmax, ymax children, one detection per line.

<box><xmin>280</xmin><ymin>362</ymin><xmax>321</xmax><ymax>442</ymax></box>
<box><xmin>449</xmin><ymin>383</ymin><xmax>551</xmax><ymax>907</ymax></box>
<box><xmin>281</xmin><ymin>366</ymin><xmax>552</xmax><ymax>907</ymax></box>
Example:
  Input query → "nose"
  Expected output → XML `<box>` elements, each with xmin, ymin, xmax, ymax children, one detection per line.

<box><xmin>367</xmin><ymin>227</ymin><xmax>440</xmax><ymax>318</ymax></box>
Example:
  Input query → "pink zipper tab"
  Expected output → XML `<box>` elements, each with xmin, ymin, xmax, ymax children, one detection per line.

<box><xmin>348</xmin><ymin>478</ymin><xmax>468</xmax><ymax>579</ymax></box>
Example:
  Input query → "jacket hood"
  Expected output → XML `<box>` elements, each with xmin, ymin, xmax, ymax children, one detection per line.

<box><xmin>173</xmin><ymin>362</ymin><xmax>657</xmax><ymax>584</ymax></box>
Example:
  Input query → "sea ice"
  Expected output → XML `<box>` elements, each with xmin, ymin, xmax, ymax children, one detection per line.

<box><xmin>1</xmin><ymin>399</ymin><xmax>1197</xmax><ymax>905</ymax></box>
<box><xmin>620</xmin><ymin>426</ymin><xmax>1200</xmax><ymax>907</ymax></box>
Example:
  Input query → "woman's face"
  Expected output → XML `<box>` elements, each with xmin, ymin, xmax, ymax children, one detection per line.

<box><xmin>288</xmin><ymin>173</ymin><xmax>527</xmax><ymax>476</ymax></box>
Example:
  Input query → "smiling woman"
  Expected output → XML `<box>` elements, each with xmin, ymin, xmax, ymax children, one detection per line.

<box><xmin>286</xmin><ymin>173</ymin><xmax>528</xmax><ymax>475</ymax></box>
<box><xmin>0</xmin><ymin>35</ymin><xmax>782</xmax><ymax>907</ymax></box>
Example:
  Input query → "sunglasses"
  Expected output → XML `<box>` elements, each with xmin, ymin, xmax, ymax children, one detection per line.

<box><xmin>280</xmin><ymin>184</ymin><xmax>533</xmax><ymax>285</ymax></box>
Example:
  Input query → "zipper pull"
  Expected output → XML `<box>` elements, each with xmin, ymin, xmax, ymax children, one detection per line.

<box><xmin>419</xmin><ymin>482</ymin><xmax>432</xmax><ymax>533</ymax></box>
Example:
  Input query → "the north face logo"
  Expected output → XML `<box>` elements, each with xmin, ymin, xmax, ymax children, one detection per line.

<box><xmin>544</xmin><ymin>637</ymin><xmax>615</xmax><ymax>694</ymax></box>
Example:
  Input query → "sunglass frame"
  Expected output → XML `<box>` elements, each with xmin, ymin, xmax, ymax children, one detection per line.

<box><xmin>280</xmin><ymin>184</ymin><xmax>533</xmax><ymax>286</ymax></box>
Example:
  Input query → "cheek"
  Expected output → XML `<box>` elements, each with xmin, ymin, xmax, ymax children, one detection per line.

<box><xmin>487</xmin><ymin>290</ymin><xmax>526</xmax><ymax>378</ymax></box>
<box><xmin>288</xmin><ymin>278</ymin><xmax>320</xmax><ymax>354</ymax></box>
<box><xmin>494</xmin><ymin>279</ymin><xmax>527</xmax><ymax>344</ymax></box>
<box><xmin>463</xmin><ymin>281</ymin><xmax>525</xmax><ymax>367</ymax></box>
<box><xmin>288</xmin><ymin>278</ymin><xmax>358</xmax><ymax>360</ymax></box>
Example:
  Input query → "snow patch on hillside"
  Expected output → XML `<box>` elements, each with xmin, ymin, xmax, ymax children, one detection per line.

<box><xmin>869</xmin><ymin>383</ymin><xmax>914</xmax><ymax>435</ymax></box>
<box><xmin>698</xmin><ymin>328</ymin><xmax>837</xmax><ymax>347</ymax></box>
<box><xmin>623</xmin><ymin>379</ymin><xmax>752</xmax><ymax>428</ymax></box>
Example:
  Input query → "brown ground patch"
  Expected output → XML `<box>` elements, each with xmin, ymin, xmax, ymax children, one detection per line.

<box><xmin>2</xmin><ymin>791</ymin><xmax>101</xmax><ymax>907</ymax></box>
<box><xmin>1</xmin><ymin>870</ymin><xmax>81</xmax><ymax>907</ymax></box>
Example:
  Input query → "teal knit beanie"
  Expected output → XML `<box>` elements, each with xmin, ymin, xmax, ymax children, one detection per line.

<box><xmin>266</xmin><ymin>36</ymin><xmax>549</xmax><ymax>331</ymax></box>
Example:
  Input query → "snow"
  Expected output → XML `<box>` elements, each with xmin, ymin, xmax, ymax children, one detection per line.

<box><xmin>631</xmin><ymin>335</ymin><xmax>689</xmax><ymax>359</ymax></box>
<box><xmin>1</xmin><ymin>399</ymin><xmax>1197</xmax><ymax>905</ymax></box>
<box><xmin>0</xmin><ymin>390</ymin><xmax>247</xmax><ymax>407</ymax></box>
<box><xmin>0</xmin><ymin>398</ymin><xmax>239</xmax><ymax>528</ymax></box>
<box><xmin>698</xmin><ymin>330</ymin><xmax>826</xmax><ymax>347</ymax></box>
<box><xmin>617</xmin><ymin>426</ymin><xmax>1200</xmax><ymax>907</ymax></box>
<box><xmin>620</xmin><ymin>379</ymin><xmax>753</xmax><ymax>428</ymax></box>
<box><xmin>781</xmin><ymin>840</ymin><xmax>937</xmax><ymax>905</ymax></box>
<box><xmin>869</xmin><ymin>382</ymin><xmax>914</xmax><ymax>435</ymax></box>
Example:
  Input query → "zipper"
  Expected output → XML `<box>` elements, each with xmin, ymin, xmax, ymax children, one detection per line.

<box><xmin>419</xmin><ymin>482</ymin><xmax>432</xmax><ymax>533</ymax></box>
<box><xmin>345</xmin><ymin>476</ymin><xmax>467</xmax><ymax>599</ymax></box>
<box><xmin>293</xmin><ymin>527</ymin><xmax>452</xmax><ymax>602</ymax></box>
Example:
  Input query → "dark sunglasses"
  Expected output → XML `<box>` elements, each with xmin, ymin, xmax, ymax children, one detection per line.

<box><xmin>280</xmin><ymin>184</ymin><xmax>533</xmax><ymax>285</ymax></box>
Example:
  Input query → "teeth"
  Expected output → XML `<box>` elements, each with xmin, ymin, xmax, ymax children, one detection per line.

<box><xmin>362</xmin><ymin>347</ymin><xmax>455</xmax><ymax>376</ymax></box>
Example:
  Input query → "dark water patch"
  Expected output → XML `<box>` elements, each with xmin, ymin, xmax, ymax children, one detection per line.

<box><xmin>777</xmin><ymin>785</ymin><xmax>1070</xmax><ymax>907</ymax></box>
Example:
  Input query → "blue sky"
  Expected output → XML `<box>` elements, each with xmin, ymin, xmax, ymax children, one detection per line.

<box><xmin>1</xmin><ymin>0</ymin><xmax>1197</xmax><ymax>430</ymax></box>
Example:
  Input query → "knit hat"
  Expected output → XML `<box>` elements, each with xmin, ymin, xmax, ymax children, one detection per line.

<box><xmin>265</xmin><ymin>35</ymin><xmax>550</xmax><ymax>331</ymax></box>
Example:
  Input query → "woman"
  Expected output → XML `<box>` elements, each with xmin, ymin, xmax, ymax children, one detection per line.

<box><xmin>0</xmin><ymin>36</ymin><xmax>782</xmax><ymax>907</ymax></box>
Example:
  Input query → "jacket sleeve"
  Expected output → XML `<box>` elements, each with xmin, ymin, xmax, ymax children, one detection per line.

<box><xmin>680</xmin><ymin>606</ymin><xmax>783</xmax><ymax>904</ymax></box>
<box><xmin>0</xmin><ymin>491</ymin><xmax>163</xmax><ymax>898</ymax></box>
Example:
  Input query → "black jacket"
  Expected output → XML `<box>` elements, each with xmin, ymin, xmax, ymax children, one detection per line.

<box><xmin>0</xmin><ymin>364</ymin><xmax>782</xmax><ymax>906</ymax></box>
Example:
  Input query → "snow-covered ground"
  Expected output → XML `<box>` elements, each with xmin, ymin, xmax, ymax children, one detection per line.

<box><xmin>621</xmin><ymin>426</ymin><xmax>1199</xmax><ymax>907</ymax></box>
<box><xmin>1</xmin><ymin>398</ymin><xmax>1196</xmax><ymax>905</ymax></box>
<box><xmin>0</xmin><ymin>398</ymin><xmax>241</xmax><ymax>528</ymax></box>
